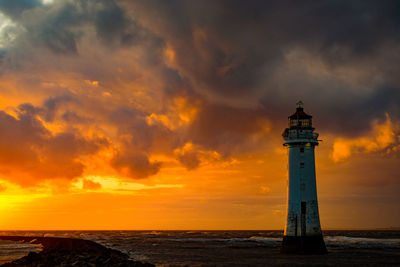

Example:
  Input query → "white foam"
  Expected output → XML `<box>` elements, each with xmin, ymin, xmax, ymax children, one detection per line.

<box><xmin>0</xmin><ymin>243</ymin><xmax>42</xmax><ymax>250</ymax></box>
<box><xmin>324</xmin><ymin>236</ymin><xmax>400</xmax><ymax>248</ymax></box>
<box><xmin>249</xmin><ymin>236</ymin><xmax>283</xmax><ymax>243</ymax></box>
<box><xmin>0</xmin><ymin>241</ymin><xmax>42</xmax><ymax>264</ymax></box>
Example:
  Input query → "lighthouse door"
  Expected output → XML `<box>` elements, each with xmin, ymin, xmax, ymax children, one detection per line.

<box><xmin>301</xmin><ymin>202</ymin><xmax>307</xmax><ymax>236</ymax></box>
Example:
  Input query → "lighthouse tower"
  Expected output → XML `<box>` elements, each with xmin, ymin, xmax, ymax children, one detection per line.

<box><xmin>281</xmin><ymin>101</ymin><xmax>327</xmax><ymax>254</ymax></box>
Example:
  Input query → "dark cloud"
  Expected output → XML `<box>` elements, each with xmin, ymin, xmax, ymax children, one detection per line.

<box><xmin>127</xmin><ymin>0</ymin><xmax>400</xmax><ymax>136</ymax></box>
<box><xmin>94</xmin><ymin>1</ymin><xmax>135</xmax><ymax>46</ymax></box>
<box><xmin>17</xmin><ymin>93</ymin><xmax>77</xmax><ymax>123</ymax></box>
<box><xmin>111</xmin><ymin>152</ymin><xmax>161</xmax><ymax>179</ymax></box>
<box><xmin>0</xmin><ymin>0</ymin><xmax>42</xmax><ymax>19</ymax></box>
<box><xmin>187</xmin><ymin>104</ymin><xmax>269</xmax><ymax>155</ymax></box>
<box><xmin>109</xmin><ymin>107</ymin><xmax>179</xmax><ymax>152</ymax></box>
<box><xmin>22</xmin><ymin>1</ymin><xmax>88</xmax><ymax>54</ymax></box>
<box><xmin>311</xmin><ymin>85</ymin><xmax>400</xmax><ymax>136</ymax></box>
<box><xmin>61</xmin><ymin>111</ymin><xmax>93</xmax><ymax>124</ymax></box>
<box><xmin>177</xmin><ymin>150</ymin><xmax>200</xmax><ymax>170</ymax></box>
<box><xmin>0</xmin><ymin>0</ymin><xmax>148</xmax><ymax>54</ymax></box>
<box><xmin>43</xmin><ymin>93</ymin><xmax>76</xmax><ymax>122</ymax></box>
<box><xmin>108</xmin><ymin>107</ymin><xmax>179</xmax><ymax>178</ymax></box>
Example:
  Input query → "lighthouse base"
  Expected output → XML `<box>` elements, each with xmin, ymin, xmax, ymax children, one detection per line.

<box><xmin>281</xmin><ymin>235</ymin><xmax>327</xmax><ymax>254</ymax></box>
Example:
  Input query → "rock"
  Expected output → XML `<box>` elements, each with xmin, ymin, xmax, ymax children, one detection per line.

<box><xmin>0</xmin><ymin>236</ymin><xmax>154</xmax><ymax>267</ymax></box>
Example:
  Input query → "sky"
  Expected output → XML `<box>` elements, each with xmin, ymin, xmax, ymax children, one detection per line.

<box><xmin>0</xmin><ymin>0</ymin><xmax>399</xmax><ymax>230</ymax></box>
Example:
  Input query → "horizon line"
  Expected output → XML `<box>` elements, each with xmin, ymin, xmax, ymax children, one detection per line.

<box><xmin>1</xmin><ymin>228</ymin><xmax>399</xmax><ymax>231</ymax></box>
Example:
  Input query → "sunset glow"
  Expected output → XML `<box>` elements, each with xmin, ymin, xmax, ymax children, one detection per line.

<box><xmin>0</xmin><ymin>0</ymin><xmax>399</xmax><ymax>231</ymax></box>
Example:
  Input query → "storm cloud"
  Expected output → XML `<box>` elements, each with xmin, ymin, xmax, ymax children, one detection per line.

<box><xmin>0</xmin><ymin>0</ymin><xmax>399</xmax><ymax>184</ymax></box>
<box><xmin>127</xmin><ymin>0</ymin><xmax>400</xmax><ymax>134</ymax></box>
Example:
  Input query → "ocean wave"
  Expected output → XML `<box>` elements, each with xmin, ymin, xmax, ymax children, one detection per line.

<box><xmin>167</xmin><ymin>235</ymin><xmax>399</xmax><ymax>249</ymax></box>
<box><xmin>0</xmin><ymin>243</ymin><xmax>42</xmax><ymax>250</ymax></box>
<box><xmin>169</xmin><ymin>236</ymin><xmax>282</xmax><ymax>244</ymax></box>
<box><xmin>171</xmin><ymin>237</ymin><xmax>217</xmax><ymax>242</ymax></box>
<box><xmin>139</xmin><ymin>231</ymin><xmax>164</xmax><ymax>236</ymax></box>
<box><xmin>249</xmin><ymin>236</ymin><xmax>283</xmax><ymax>243</ymax></box>
<box><xmin>225</xmin><ymin>235</ymin><xmax>400</xmax><ymax>248</ymax></box>
<box><xmin>225</xmin><ymin>236</ymin><xmax>282</xmax><ymax>243</ymax></box>
<box><xmin>226</xmin><ymin>235</ymin><xmax>400</xmax><ymax>248</ymax></box>
<box><xmin>324</xmin><ymin>236</ymin><xmax>400</xmax><ymax>248</ymax></box>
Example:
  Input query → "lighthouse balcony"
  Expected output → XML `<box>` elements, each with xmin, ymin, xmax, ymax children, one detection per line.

<box><xmin>283</xmin><ymin>128</ymin><xmax>317</xmax><ymax>139</ymax></box>
<box><xmin>283</xmin><ymin>128</ymin><xmax>319</xmax><ymax>145</ymax></box>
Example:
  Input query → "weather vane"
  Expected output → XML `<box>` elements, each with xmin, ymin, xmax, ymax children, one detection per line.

<box><xmin>296</xmin><ymin>101</ymin><xmax>303</xmax><ymax>108</ymax></box>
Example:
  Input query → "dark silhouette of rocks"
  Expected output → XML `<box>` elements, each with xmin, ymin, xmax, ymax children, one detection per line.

<box><xmin>0</xmin><ymin>236</ymin><xmax>154</xmax><ymax>267</ymax></box>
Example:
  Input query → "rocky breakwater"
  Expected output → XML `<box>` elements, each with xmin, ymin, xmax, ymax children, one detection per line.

<box><xmin>0</xmin><ymin>236</ymin><xmax>154</xmax><ymax>266</ymax></box>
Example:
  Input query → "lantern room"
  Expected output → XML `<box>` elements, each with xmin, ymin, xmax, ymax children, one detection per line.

<box><xmin>288</xmin><ymin>101</ymin><xmax>312</xmax><ymax>129</ymax></box>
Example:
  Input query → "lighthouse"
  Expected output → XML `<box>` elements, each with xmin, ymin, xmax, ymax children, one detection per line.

<box><xmin>281</xmin><ymin>101</ymin><xmax>327</xmax><ymax>254</ymax></box>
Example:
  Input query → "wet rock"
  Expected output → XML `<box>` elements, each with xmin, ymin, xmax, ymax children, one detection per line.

<box><xmin>0</xmin><ymin>236</ymin><xmax>154</xmax><ymax>267</ymax></box>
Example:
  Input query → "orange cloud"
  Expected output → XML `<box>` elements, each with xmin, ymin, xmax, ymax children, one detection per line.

<box><xmin>0</xmin><ymin>104</ymin><xmax>108</xmax><ymax>186</ymax></box>
<box><xmin>331</xmin><ymin>114</ymin><xmax>398</xmax><ymax>162</ymax></box>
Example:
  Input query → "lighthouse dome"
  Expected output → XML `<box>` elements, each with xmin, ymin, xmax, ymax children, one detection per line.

<box><xmin>288</xmin><ymin>101</ymin><xmax>312</xmax><ymax>128</ymax></box>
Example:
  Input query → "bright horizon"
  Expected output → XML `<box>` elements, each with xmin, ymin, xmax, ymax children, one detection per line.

<box><xmin>0</xmin><ymin>0</ymin><xmax>399</xmax><ymax>231</ymax></box>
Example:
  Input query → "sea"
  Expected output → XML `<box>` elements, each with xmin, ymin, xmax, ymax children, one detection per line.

<box><xmin>0</xmin><ymin>230</ymin><xmax>399</xmax><ymax>266</ymax></box>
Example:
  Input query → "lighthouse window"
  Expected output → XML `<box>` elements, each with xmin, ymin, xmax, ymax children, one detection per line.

<box><xmin>301</xmin><ymin>183</ymin><xmax>305</xmax><ymax>191</ymax></box>
<box><xmin>301</xmin><ymin>119</ymin><xmax>310</xmax><ymax>127</ymax></box>
<box><xmin>300</xmin><ymin>162</ymin><xmax>304</xmax><ymax>168</ymax></box>
<box><xmin>300</xmin><ymin>147</ymin><xmax>304</xmax><ymax>153</ymax></box>
<box><xmin>290</xmin><ymin>119</ymin><xmax>298</xmax><ymax>127</ymax></box>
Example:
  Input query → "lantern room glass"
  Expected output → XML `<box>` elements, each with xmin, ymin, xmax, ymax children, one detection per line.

<box><xmin>288</xmin><ymin>118</ymin><xmax>312</xmax><ymax>128</ymax></box>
